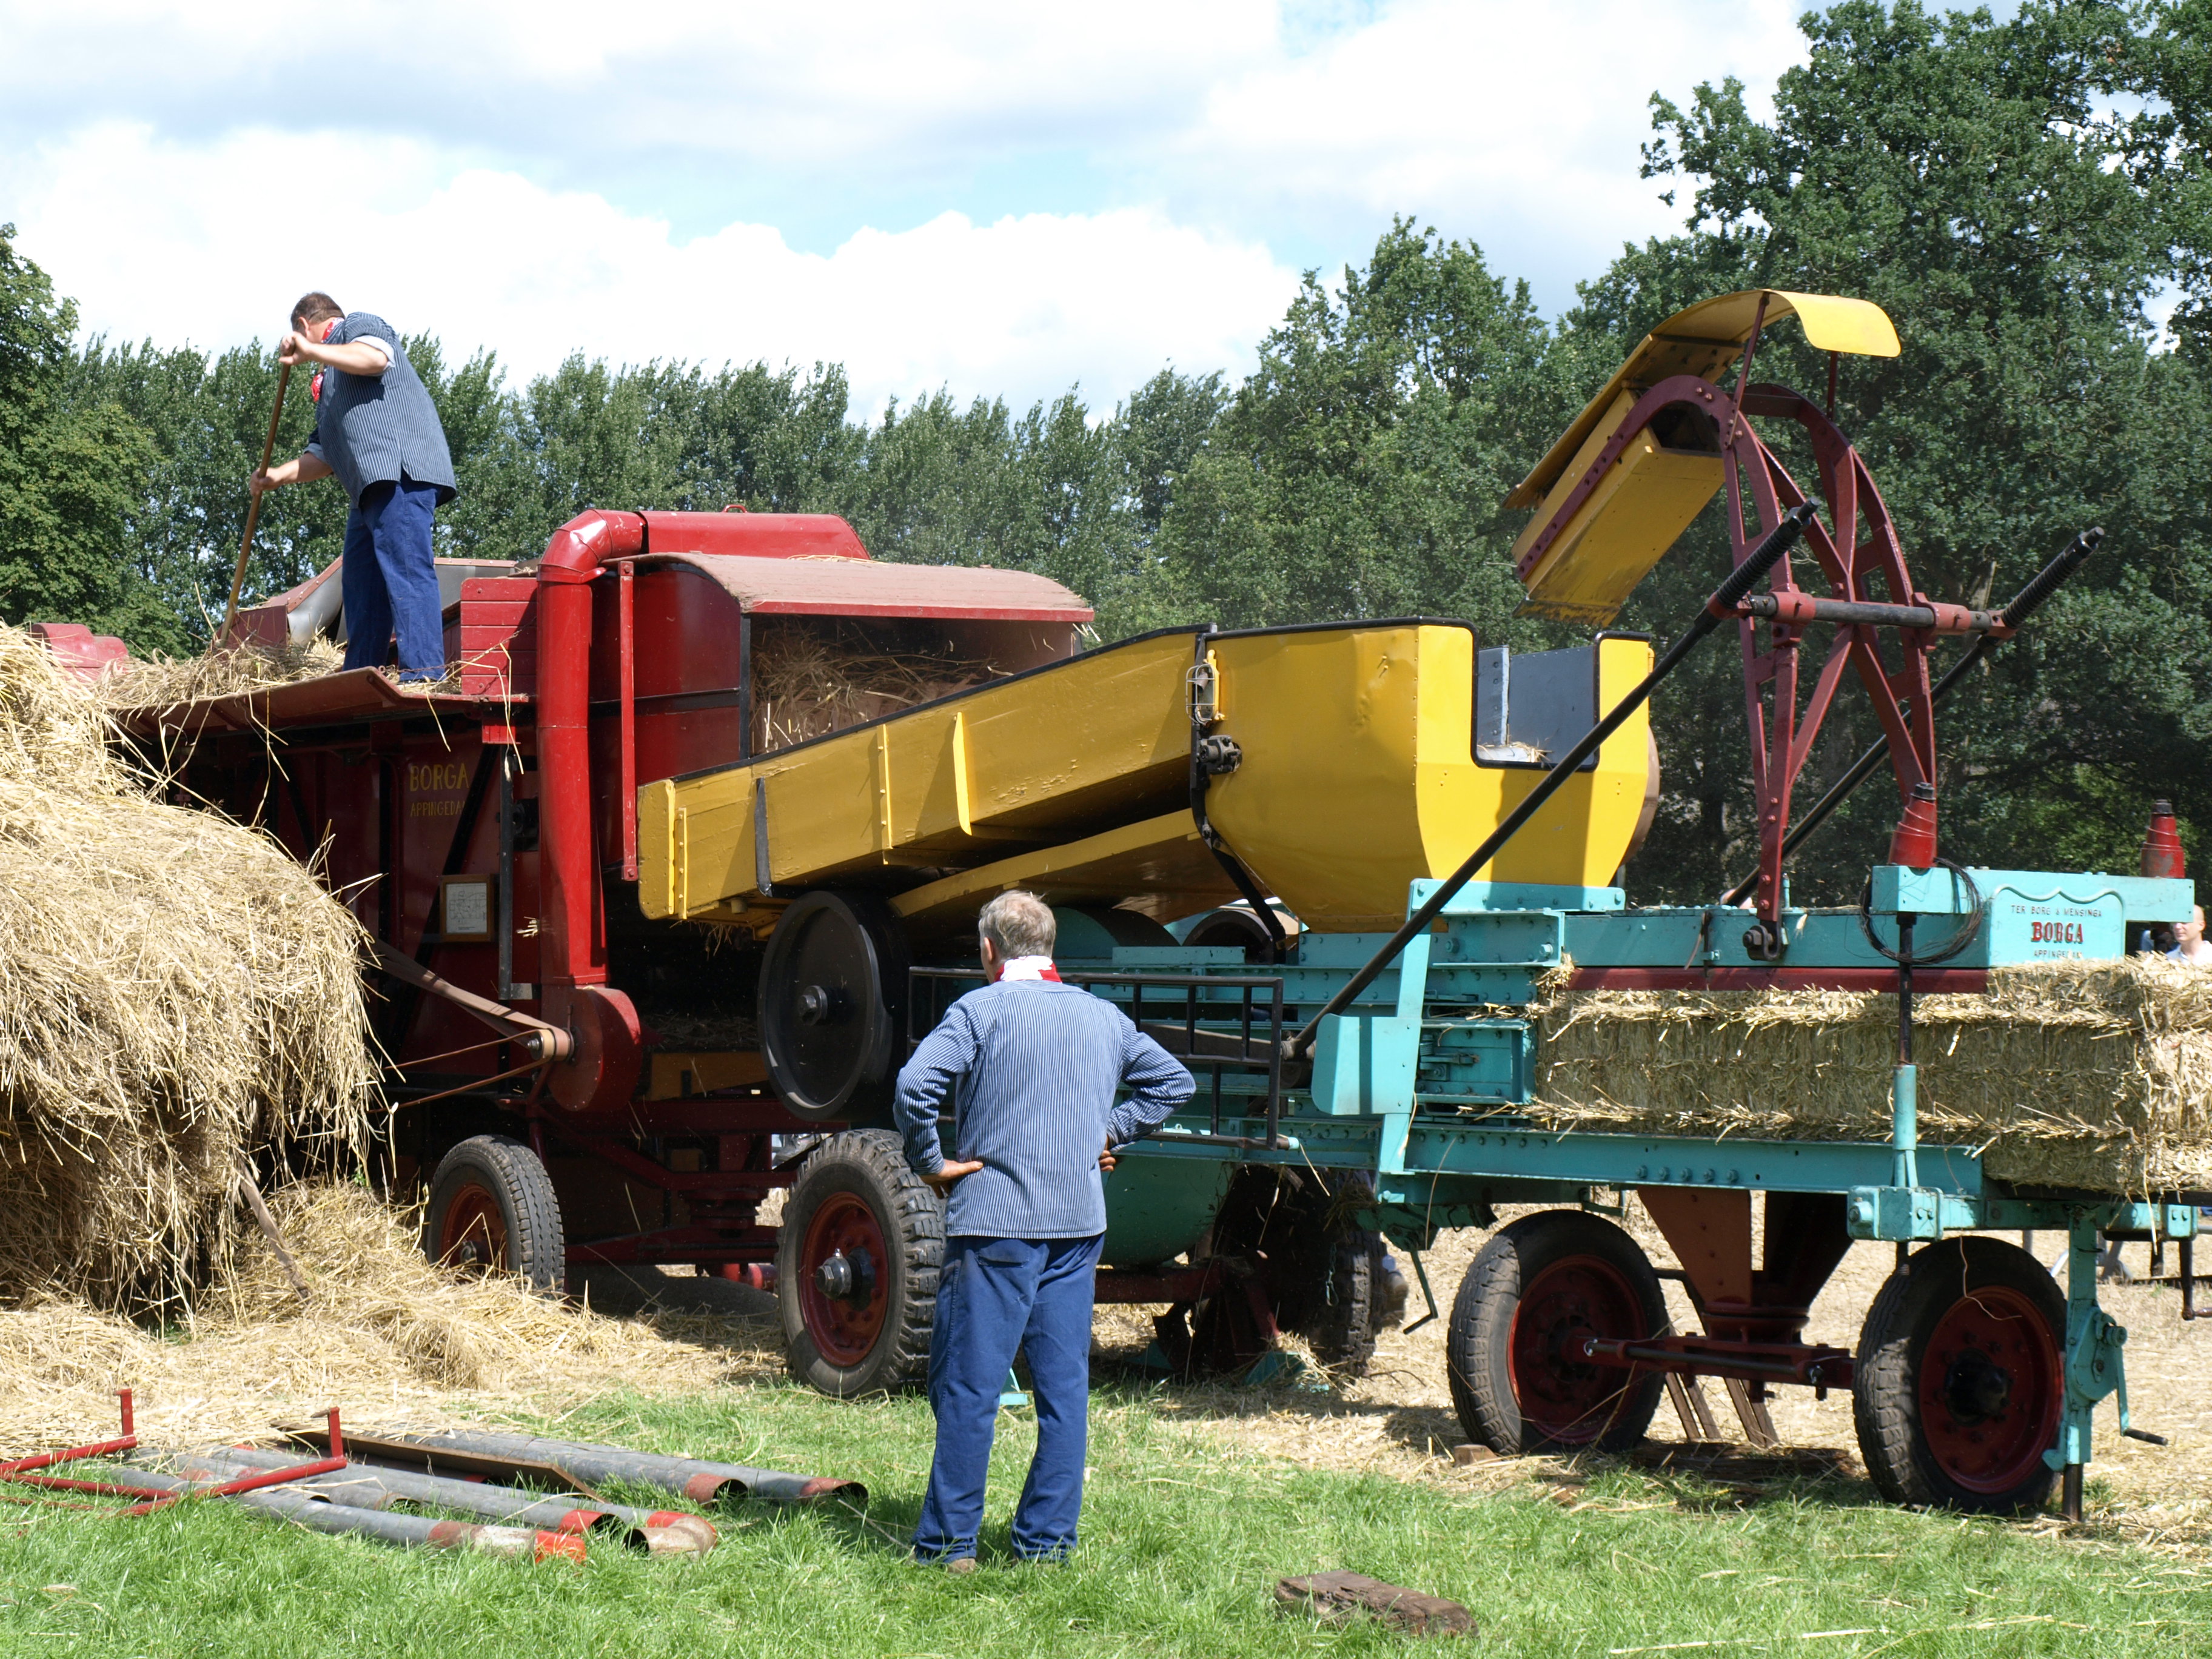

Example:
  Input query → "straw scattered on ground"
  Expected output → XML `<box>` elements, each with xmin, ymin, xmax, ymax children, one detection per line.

<box><xmin>1096</xmin><ymin>1202</ymin><xmax>2212</xmax><ymax>1556</ymax></box>
<box><xmin>0</xmin><ymin>1184</ymin><xmax>768</xmax><ymax>1459</ymax></box>
<box><xmin>750</xmin><ymin>617</ymin><xmax>999</xmax><ymax>751</ymax></box>
<box><xmin>1524</xmin><ymin>957</ymin><xmax>2212</xmax><ymax>1191</ymax></box>
<box><xmin>0</xmin><ymin>622</ymin><xmax>375</xmax><ymax>1309</ymax></box>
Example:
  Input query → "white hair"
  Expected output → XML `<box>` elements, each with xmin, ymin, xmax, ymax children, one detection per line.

<box><xmin>978</xmin><ymin>890</ymin><xmax>1056</xmax><ymax>959</ymax></box>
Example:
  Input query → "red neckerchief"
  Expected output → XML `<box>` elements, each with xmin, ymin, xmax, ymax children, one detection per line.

<box><xmin>308</xmin><ymin>317</ymin><xmax>337</xmax><ymax>403</ymax></box>
<box><xmin>985</xmin><ymin>956</ymin><xmax>1062</xmax><ymax>983</ymax></box>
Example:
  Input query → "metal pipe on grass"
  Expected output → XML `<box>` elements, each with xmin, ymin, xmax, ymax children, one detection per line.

<box><xmin>192</xmin><ymin>1449</ymin><xmax>716</xmax><ymax>1554</ymax></box>
<box><xmin>347</xmin><ymin>1427</ymin><xmax>864</xmax><ymax>1507</ymax></box>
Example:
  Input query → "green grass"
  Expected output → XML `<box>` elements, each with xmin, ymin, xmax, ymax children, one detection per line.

<box><xmin>0</xmin><ymin>1384</ymin><xmax>2204</xmax><ymax>1658</ymax></box>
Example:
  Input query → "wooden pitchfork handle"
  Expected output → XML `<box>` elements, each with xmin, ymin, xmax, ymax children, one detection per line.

<box><xmin>221</xmin><ymin>361</ymin><xmax>293</xmax><ymax>640</ymax></box>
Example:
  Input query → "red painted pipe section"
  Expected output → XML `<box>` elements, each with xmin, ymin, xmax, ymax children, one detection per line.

<box><xmin>535</xmin><ymin>509</ymin><xmax>645</xmax><ymax>1011</ymax></box>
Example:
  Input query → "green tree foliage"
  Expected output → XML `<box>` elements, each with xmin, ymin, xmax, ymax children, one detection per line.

<box><xmin>1153</xmin><ymin>219</ymin><xmax>1570</xmax><ymax>639</ymax></box>
<box><xmin>0</xmin><ymin>224</ymin><xmax>174</xmax><ymax>649</ymax></box>
<box><xmin>1599</xmin><ymin>0</ymin><xmax>2212</xmax><ymax>900</ymax></box>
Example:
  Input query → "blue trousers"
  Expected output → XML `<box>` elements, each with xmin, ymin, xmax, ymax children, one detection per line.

<box><xmin>341</xmin><ymin>477</ymin><xmax>445</xmax><ymax>680</ymax></box>
<box><xmin>914</xmin><ymin>1232</ymin><xmax>1102</xmax><ymax>1562</ymax></box>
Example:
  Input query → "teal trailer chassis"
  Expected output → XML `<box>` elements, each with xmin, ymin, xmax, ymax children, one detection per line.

<box><xmin>1021</xmin><ymin>861</ymin><xmax>2201</xmax><ymax>1518</ymax></box>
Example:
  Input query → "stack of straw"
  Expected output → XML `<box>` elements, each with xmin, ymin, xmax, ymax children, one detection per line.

<box><xmin>0</xmin><ymin>624</ymin><xmax>375</xmax><ymax>1309</ymax></box>
<box><xmin>1529</xmin><ymin>959</ymin><xmax>2212</xmax><ymax>1191</ymax></box>
<box><xmin>99</xmin><ymin>635</ymin><xmax>346</xmax><ymax>709</ymax></box>
<box><xmin>750</xmin><ymin>617</ymin><xmax>999</xmax><ymax>752</ymax></box>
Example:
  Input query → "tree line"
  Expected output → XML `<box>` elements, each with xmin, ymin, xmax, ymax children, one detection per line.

<box><xmin>5</xmin><ymin>0</ymin><xmax>2211</xmax><ymax>905</ymax></box>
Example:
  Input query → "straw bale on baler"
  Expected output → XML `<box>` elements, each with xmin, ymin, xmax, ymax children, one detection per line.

<box><xmin>0</xmin><ymin>625</ymin><xmax>375</xmax><ymax>1310</ymax></box>
<box><xmin>1529</xmin><ymin>960</ymin><xmax>2212</xmax><ymax>1193</ymax></box>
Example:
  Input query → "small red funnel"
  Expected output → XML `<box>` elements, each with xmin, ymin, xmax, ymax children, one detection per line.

<box><xmin>2143</xmin><ymin>800</ymin><xmax>2187</xmax><ymax>879</ymax></box>
<box><xmin>1890</xmin><ymin>781</ymin><xmax>1938</xmax><ymax>869</ymax></box>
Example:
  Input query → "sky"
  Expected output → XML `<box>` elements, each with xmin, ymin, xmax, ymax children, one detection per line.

<box><xmin>0</xmin><ymin>0</ymin><xmax>1810</xmax><ymax>415</ymax></box>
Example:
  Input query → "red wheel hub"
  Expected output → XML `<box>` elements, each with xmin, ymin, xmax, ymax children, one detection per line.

<box><xmin>439</xmin><ymin>1182</ymin><xmax>508</xmax><ymax>1274</ymax></box>
<box><xmin>1919</xmin><ymin>1285</ymin><xmax>2062</xmax><ymax>1495</ymax></box>
<box><xmin>1508</xmin><ymin>1255</ymin><xmax>1648</xmax><ymax>1445</ymax></box>
<box><xmin>798</xmin><ymin>1193</ymin><xmax>890</xmax><ymax>1366</ymax></box>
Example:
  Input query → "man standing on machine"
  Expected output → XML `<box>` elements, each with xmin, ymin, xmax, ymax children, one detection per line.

<box><xmin>249</xmin><ymin>292</ymin><xmax>456</xmax><ymax>681</ymax></box>
<box><xmin>895</xmin><ymin>890</ymin><xmax>1193</xmax><ymax>1570</ymax></box>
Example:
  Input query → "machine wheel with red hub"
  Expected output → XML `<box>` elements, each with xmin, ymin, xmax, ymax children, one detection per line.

<box><xmin>1853</xmin><ymin>1236</ymin><xmax>2064</xmax><ymax>1513</ymax></box>
<box><xmin>424</xmin><ymin>1134</ymin><xmax>566</xmax><ymax>1293</ymax></box>
<box><xmin>777</xmin><ymin>1129</ymin><xmax>943</xmax><ymax>1397</ymax></box>
<box><xmin>1446</xmin><ymin>1210</ymin><xmax>1667</xmax><ymax>1455</ymax></box>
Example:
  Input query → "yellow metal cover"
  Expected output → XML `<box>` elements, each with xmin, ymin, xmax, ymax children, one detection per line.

<box><xmin>641</xmin><ymin>624</ymin><xmax>1655</xmax><ymax>934</ymax></box>
<box><xmin>1205</xmin><ymin>628</ymin><xmax>1654</xmax><ymax>928</ymax></box>
<box><xmin>1509</xmin><ymin>401</ymin><xmax>1726</xmax><ymax>626</ymax></box>
<box><xmin>1507</xmin><ymin>288</ymin><xmax>1899</xmax><ymax>512</ymax></box>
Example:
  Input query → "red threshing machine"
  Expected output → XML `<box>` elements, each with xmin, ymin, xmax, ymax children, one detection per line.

<box><xmin>100</xmin><ymin>511</ymin><xmax>1094</xmax><ymax>1290</ymax></box>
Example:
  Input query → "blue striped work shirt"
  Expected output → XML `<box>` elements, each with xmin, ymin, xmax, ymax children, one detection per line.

<box><xmin>306</xmin><ymin>312</ymin><xmax>458</xmax><ymax>508</ymax></box>
<box><xmin>894</xmin><ymin>980</ymin><xmax>1195</xmax><ymax>1239</ymax></box>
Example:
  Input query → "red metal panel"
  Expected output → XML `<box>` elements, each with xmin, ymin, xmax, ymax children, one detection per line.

<box><xmin>618</xmin><ymin>561</ymin><xmax>637</xmax><ymax>881</ymax></box>
<box><xmin>647</xmin><ymin>552</ymin><xmax>1093</xmax><ymax>623</ymax></box>
<box><xmin>1571</xmin><ymin>967</ymin><xmax>1989</xmax><ymax>993</ymax></box>
<box><xmin>638</xmin><ymin>511</ymin><xmax>870</xmax><ymax>561</ymax></box>
<box><xmin>459</xmin><ymin>577</ymin><xmax>540</xmax><ymax>700</ymax></box>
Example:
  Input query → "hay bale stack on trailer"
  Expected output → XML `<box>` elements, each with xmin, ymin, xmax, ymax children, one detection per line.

<box><xmin>1532</xmin><ymin>960</ymin><xmax>2212</xmax><ymax>1193</ymax></box>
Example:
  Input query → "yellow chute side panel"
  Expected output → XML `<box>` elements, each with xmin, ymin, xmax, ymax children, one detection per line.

<box><xmin>1446</xmin><ymin>634</ymin><xmax>1654</xmax><ymax>891</ymax></box>
<box><xmin>638</xmin><ymin>631</ymin><xmax>1195</xmax><ymax>917</ymax></box>
<box><xmin>1513</xmin><ymin>426</ymin><xmax>1725</xmax><ymax>626</ymax></box>
<box><xmin>1202</xmin><ymin>626</ymin><xmax>1435</xmax><ymax>931</ymax></box>
<box><xmin>638</xmin><ymin>772</ymin><xmax>757</xmax><ymax>921</ymax></box>
<box><xmin>1507</xmin><ymin>288</ymin><xmax>1899</xmax><ymax>511</ymax></box>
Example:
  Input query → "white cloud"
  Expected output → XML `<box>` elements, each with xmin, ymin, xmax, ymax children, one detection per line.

<box><xmin>4</xmin><ymin>123</ymin><xmax>1298</xmax><ymax>412</ymax></box>
<box><xmin>0</xmin><ymin>1</ymin><xmax>1815</xmax><ymax>400</ymax></box>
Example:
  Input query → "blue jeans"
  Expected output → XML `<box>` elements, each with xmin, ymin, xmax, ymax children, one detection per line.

<box><xmin>341</xmin><ymin>476</ymin><xmax>445</xmax><ymax>680</ymax></box>
<box><xmin>914</xmin><ymin>1232</ymin><xmax>1102</xmax><ymax>1562</ymax></box>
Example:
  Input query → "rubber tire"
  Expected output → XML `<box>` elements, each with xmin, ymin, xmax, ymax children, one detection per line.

<box><xmin>1852</xmin><ymin>1236</ymin><xmax>2065</xmax><ymax>1514</ymax></box>
<box><xmin>424</xmin><ymin>1134</ymin><xmax>566</xmax><ymax>1293</ymax></box>
<box><xmin>1304</xmin><ymin>1230</ymin><xmax>1382</xmax><ymax>1376</ymax></box>
<box><xmin>1198</xmin><ymin>1168</ymin><xmax>1382</xmax><ymax>1378</ymax></box>
<box><xmin>777</xmin><ymin>1129</ymin><xmax>944</xmax><ymax>1398</ymax></box>
<box><xmin>1447</xmin><ymin>1210</ymin><xmax>1667</xmax><ymax>1455</ymax></box>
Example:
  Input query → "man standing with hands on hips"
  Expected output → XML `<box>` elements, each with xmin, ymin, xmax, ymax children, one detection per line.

<box><xmin>247</xmin><ymin>292</ymin><xmax>456</xmax><ymax>682</ymax></box>
<box><xmin>895</xmin><ymin>890</ymin><xmax>1193</xmax><ymax>1571</ymax></box>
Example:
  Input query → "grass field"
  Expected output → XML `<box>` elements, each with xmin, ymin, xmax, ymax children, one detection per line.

<box><xmin>2</xmin><ymin>1379</ymin><xmax>2209</xmax><ymax>1659</ymax></box>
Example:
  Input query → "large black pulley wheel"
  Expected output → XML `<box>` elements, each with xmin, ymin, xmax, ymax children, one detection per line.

<box><xmin>1853</xmin><ymin>1236</ymin><xmax>2065</xmax><ymax>1513</ymax></box>
<box><xmin>424</xmin><ymin>1134</ymin><xmax>566</xmax><ymax>1293</ymax></box>
<box><xmin>759</xmin><ymin>891</ymin><xmax>910</xmax><ymax>1125</ymax></box>
<box><xmin>776</xmin><ymin>1129</ymin><xmax>943</xmax><ymax>1397</ymax></box>
<box><xmin>1447</xmin><ymin>1210</ymin><xmax>1667</xmax><ymax>1455</ymax></box>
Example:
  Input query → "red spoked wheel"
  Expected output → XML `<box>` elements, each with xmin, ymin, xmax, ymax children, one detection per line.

<box><xmin>1509</xmin><ymin>1255</ymin><xmax>1652</xmax><ymax>1446</ymax></box>
<box><xmin>423</xmin><ymin>1134</ymin><xmax>566</xmax><ymax>1292</ymax></box>
<box><xmin>1448</xmin><ymin>1210</ymin><xmax>1667</xmax><ymax>1455</ymax></box>
<box><xmin>797</xmin><ymin>1191</ymin><xmax>891</xmax><ymax>1368</ymax></box>
<box><xmin>438</xmin><ymin>1182</ymin><xmax>507</xmax><ymax>1272</ymax></box>
<box><xmin>1855</xmin><ymin>1236</ymin><xmax>2065</xmax><ymax>1513</ymax></box>
<box><xmin>776</xmin><ymin>1130</ymin><xmax>943</xmax><ymax>1397</ymax></box>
